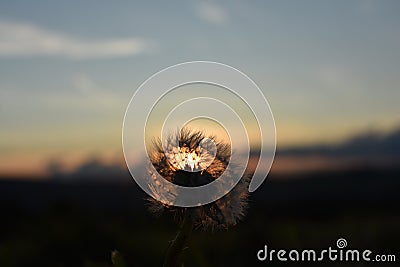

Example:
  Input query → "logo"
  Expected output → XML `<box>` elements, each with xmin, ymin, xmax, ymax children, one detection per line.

<box><xmin>122</xmin><ymin>61</ymin><xmax>276</xmax><ymax>207</ymax></box>
<box><xmin>257</xmin><ymin>238</ymin><xmax>396</xmax><ymax>262</ymax></box>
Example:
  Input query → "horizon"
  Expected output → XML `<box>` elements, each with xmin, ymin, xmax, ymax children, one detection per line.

<box><xmin>1</xmin><ymin>123</ymin><xmax>399</xmax><ymax>178</ymax></box>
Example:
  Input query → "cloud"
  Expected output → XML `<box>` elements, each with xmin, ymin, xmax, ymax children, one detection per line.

<box><xmin>356</xmin><ymin>0</ymin><xmax>376</xmax><ymax>14</ymax></box>
<box><xmin>71</xmin><ymin>73</ymin><xmax>124</xmax><ymax>109</ymax></box>
<box><xmin>195</xmin><ymin>2</ymin><xmax>229</xmax><ymax>25</ymax></box>
<box><xmin>0</xmin><ymin>73</ymin><xmax>125</xmax><ymax>114</ymax></box>
<box><xmin>0</xmin><ymin>20</ymin><xmax>154</xmax><ymax>59</ymax></box>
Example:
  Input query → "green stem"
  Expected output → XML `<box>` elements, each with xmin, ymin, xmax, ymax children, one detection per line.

<box><xmin>163</xmin><ymin>211</ymin><xmax>193</xmax><ymax>267</ymax></box>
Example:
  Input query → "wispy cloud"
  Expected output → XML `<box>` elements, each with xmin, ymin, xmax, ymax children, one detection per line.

<box><xmin>356</xmin><ymin>0</ymin><xmax>376</xmax><ymax>14</ymax></box>
<box><xmin>195</xmin><ymin>2</ymin><xmax>229</xmax><ymax>25</ymax></box>
<box><xmin>0</xmin><ymin>73</ymin><xmax>125</xmax><ymax>115</ymax></box>
<box><xmin>71</xmin><ymin>73</ymin><xmax>124</xmax><ymax>109</ymax></box>
<box><xmin>0</xmin><ymin>20</ymin><xmax>155</xmax><ymax>59</ymax></box>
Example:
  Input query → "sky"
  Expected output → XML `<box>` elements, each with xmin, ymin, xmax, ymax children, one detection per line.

<box><xmin>0</xmin><ymin>0</ymin><xmax>400</xmax><ymax>176</ymax></box>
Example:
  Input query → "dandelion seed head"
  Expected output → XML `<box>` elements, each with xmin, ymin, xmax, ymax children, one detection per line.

<box><xmin>147</xmin><ymin>128</ymin><xmax>250</xmax><ymax>229</ymax></box>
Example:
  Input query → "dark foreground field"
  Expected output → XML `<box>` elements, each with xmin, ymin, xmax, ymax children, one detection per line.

<box><xmin>0</xmin><ymin>168</ymin><xmax>399</xmax><ymax>267</ymax></box>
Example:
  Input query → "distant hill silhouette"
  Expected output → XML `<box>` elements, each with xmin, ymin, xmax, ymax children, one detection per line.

<box><xmin>50</xmin><ymin>159</ymin><xmax>131</xmax><ymax>183</ymax></box>
<box><xmin>48</xmin><ymin>126</ymin><xmax>400</xmax><ymax>182</ymax></box>
<box><xmin>280</xmin><ymin>127</ymin><xmax>400</xmax><ymax>157</ymax></box>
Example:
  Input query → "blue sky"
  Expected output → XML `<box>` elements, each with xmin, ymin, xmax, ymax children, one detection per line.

<box><xmin>1</xmin><ymin>0</ymin><xmax>399</xmax><ymax>175</ymax></box>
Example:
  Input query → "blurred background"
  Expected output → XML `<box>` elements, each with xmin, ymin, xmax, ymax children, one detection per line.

<box><xmin>0</xmin><ymin>1</ymin><xmax>399</xmax><ymax>266</ymax></box>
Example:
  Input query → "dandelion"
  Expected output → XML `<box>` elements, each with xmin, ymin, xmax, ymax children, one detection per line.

<box><xmin>147</xmin><ymin>128</ymin><xmax>250</xmax><ymax>267</ymax></box>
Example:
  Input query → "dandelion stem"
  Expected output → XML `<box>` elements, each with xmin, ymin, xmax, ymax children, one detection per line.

<box><xmin>163</xmin><ymin>210</ymin><xmax>193</xmax><ymax>267</ymax></box>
